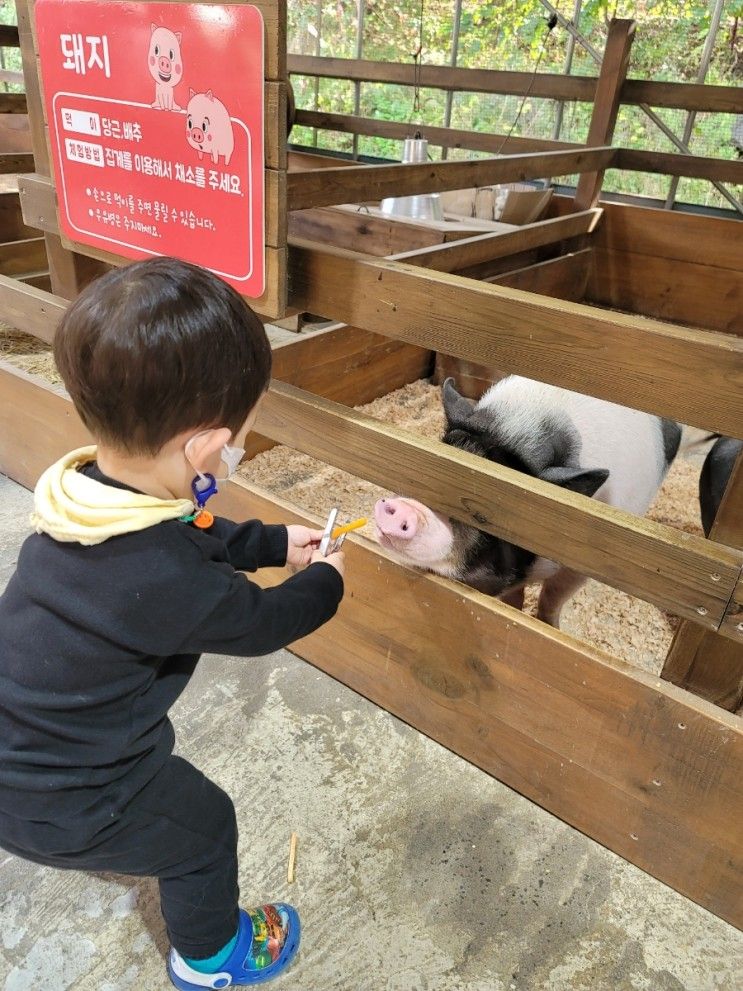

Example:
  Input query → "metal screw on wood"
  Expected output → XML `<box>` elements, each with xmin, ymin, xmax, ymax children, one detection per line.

<box><xmin>696</xmin><ymin>606</ymin><xmax>708</xmax><ymax>616</ymax></box>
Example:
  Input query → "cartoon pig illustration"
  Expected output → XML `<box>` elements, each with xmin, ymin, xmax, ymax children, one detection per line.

<box><xmin>149</xmin><ymin>25</ymin><xmax>183</xmax><ymax>111</ymax></box>
<box><xmin>186</xmin><ymin>89</ymin><xmax>235</xmax><ymax>167</ymax></box>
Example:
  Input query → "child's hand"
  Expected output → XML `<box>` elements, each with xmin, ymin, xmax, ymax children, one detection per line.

<box><xmin>311</xmin><ymin>548</ymin><xmax>345</xmax><ymax>579</ymax></box>
<box><xmin>286</xmin><ymin>524</ymin><xmax>324</xmax><ymax>568</ymax></box>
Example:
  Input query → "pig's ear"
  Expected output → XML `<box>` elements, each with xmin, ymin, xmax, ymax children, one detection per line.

<box><xmin>175</xmin><ymin>32</ymin><xmax>182</xmax><ymax>44</ymax></box>
<box><xmin>206</xmin><ymin>89</ymin><xmax>214</xmax><ymax>101</ymax></box>
<box><xmin>189</xmin><ymin>88</ymin><xmax>195</xmax><ymax>98</ymax></box>
<box><xmin>442</xmin><ymin>377</ymin><xmax>475</xmax><ymax>425</ymax></box>
<box><xmin>151</xmin><ymin>23</ymin><xmax>158</xmax><ymax>34</ymax></box>
<box><xmin>540</xmin><ymin>465</ymin><xmax>609</xmax><ymax>497</ymax></box>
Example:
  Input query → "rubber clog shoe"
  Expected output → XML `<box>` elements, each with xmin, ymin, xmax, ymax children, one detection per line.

<box><xmin>167</xmin><ymin>904</ymin><xmax>300</xmax><ymax>989</ymax></box>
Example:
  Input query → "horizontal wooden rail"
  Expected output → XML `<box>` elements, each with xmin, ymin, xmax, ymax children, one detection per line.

<box><xmin>295</xmin><ymin>108</ymin><xmax>581</xmax><ymax>155</ymax></box>
<box><xmin>0</xmin><ymin>151</ymin><xmax>34</xmax><ymax>174</ymax></box>
<box><xmin>257</xmin><ymin>381</ymin><xmax>743</xmax><ymax>634</ymax></box>
<box><xmin>287</xmin><ymin>147</ymin><xmax>615</xmax><ymax>211</ymax></box>
<box><xmin>388</xmin><ymin>210</ymin><xmax>601</xmax><ymax>273</ymax></box>
<box><xmin>288</xmin><ymin>54</ymin><xmax>743</xmax><ymax>114</ymax></box>
<box><xmin>613</xmin><ymin>148</ymin><xmax>743</xmax><ymax>186</ymax></box>
<box><xmin>288</xmin><ymin>238</ymin><xmax>743</xmax><ymax>439</ymax></box>
<box><xmin>0</xmin><ymin>272</ymin><xmax>65</xmax><ymax>344</ymax></box>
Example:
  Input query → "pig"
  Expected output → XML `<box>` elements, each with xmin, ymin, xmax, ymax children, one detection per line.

<box><xmin>185</xmin><ymin>89</ymin><xmax>235</xmax><ymax>166</ymax></box>
<box><xmin>148</xmin><ymin>25</ymin><xmax>184</xmax><ymax>111</ymax></box>
<box><xmin>374</xmin><ymin>376</ymin><xmax>681</xmax><ymax>628</ymax></box>
<box><xmin>699</xmin><ymin>436</ymin><xmax>743</xmax><ymax>536</ymax></box>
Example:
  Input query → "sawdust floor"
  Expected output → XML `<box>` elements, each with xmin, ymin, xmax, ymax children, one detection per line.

<box><xmin>0</xmin><ymin>324</ymin><xmax>714</xmax><ymax>684</ymax></box>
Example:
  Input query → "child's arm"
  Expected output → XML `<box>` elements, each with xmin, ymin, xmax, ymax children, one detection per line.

<box><xmin>204</xmin><ymin>517</ymin><xmax>289</xmax><ymax>571</ymax></box>
<box><xmin>177</xmin><ymin>559</ymin><xmax>344</xmax><ymax>658</ymax></box>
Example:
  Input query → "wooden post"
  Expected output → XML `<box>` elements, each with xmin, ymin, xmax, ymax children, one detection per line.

<box><xmin>661</xmin><ymin>449</ymin><xmax>743</xmax><ymax>711</ymax></box>
<box><xmin>16</xmin><ymin>0</ymin><xmax>107</xmax><ymax>299</ymax></box>
<box><xmin>573</xmin><ymin>18</ymin><xmax>636</xmax><ymax>210</ymax></box>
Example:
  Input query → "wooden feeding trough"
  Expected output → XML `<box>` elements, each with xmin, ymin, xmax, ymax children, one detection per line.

<box><xmin>1</xmin><ymin>1</ymin><xmax>743</xmax><ymax>931</ymax></box>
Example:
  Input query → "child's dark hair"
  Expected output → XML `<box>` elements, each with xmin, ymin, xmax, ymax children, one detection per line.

<box><xmin>54</xmin><ymin>257</ymin><xmax>272</xmax><ymax>454</ymax></box>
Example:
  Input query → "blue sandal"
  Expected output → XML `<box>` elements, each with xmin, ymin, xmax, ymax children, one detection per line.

<box><xmin>168</xmin><ymin>904</ymin><xmax>301</xmax><ymax>989</ymax></box>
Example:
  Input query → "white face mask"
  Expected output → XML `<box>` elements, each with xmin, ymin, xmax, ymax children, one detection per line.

<box><xmin>219</xmin><ymin>443</ymin><xmax>245</xmax><ymax>480</ymax></box>
<box><xmin>186</xmin><ymin>434</ymin><xmax>245</xmax><ymax>484</ymax></box>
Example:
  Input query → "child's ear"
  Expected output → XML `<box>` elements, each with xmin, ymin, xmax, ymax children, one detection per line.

<box><xmin>186</xmin><ymin>427</ymin><xmax>232</xmax><ymax>473</ymax></box>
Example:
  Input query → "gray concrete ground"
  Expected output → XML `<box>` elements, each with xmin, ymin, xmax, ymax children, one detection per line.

<box><xmin>0</xmin><ymin>472</ymin><xmax>741</xmax><ymax>991</ymax></box>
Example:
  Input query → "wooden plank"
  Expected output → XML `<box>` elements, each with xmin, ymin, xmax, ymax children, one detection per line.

<box><xmin>288</xmin><ymin>238</ymin><xmax>743</xmax><ymax>439</ymax></box>
<box><xmin>563</xmin><ymin>196</ymin><xmax>743</xmax><ymax>273</ymax></box>
<box><xmin>0</xmin><ymin>69</ymin><xmax>24</xmax><ymax>86</ymax></box>
<box><xmin>0</xmin><ymin>189</ymin><xmax>39</xmax><ymax>240</ymax></box>
<box><xmin>17</xmin><ymin>270</ymin><xmax>51</xmax><ymax>291</ymax></box>
<box><xmin>0</xmin><ymin>114</ymin><xmax>32</xmax><ymax>154</ymax></box>
<box><xmin>662</xmin><ymin>449</ymin><xmax>743</xmax><ymax>711</ymax></box>
<box><xmin>575</xmin><ymin>19</ymin><xmax>636</xmax><ymax>211</ymax></box>
<box><xmin>288</xmin><ymin>147</ymin><xmax>615</xmax><ymax>211</ymax></box>
<box><xmin>489</xmin><ymin>249</ymin><xmax>591</xmax><ymax>301</ymax></box>
<box><xmin>389</xmin><ymin>210</ymin><xmax>601</xmax><ymax>273</ymax></box>
<box><xmin>0</xmin><ymin>152</ymin><xmax>34</xmax><ymax>175</ymax></box>
<box><xmin>0</xmin><ymin>235</ymin><xmax>46</xmax><ymax>276</ymax></box>
<box><xmin>254</xmin><ymin>380</ymin><xmax>743</xmax><ymax>631</ymax></box>
<box><xmin>288</xmin><ymin>151</ymin><xmax>359</xmax><ymax>171</ymax></box>
<box><xmin>621</xmin><ymin>78</ymin><xmax>743</xmax><ymax>114</ymax></box>
<box><xmin>0</xmin><ymin>94</ymin><xmax>27</xmax><ymax>115</ymax></box>
<box><xmin>590</xmin><ymin>247</ymin><xmax>743</xmax><ymax>336</ymax></box>
<box><xmin>289</xmin><ymin>206</ymin><xmax>472</xmax><ymax>257</ymax></box>
<box><xmin>614</xmin><ymin>148</ymin><xmax>743</xmax><ymax>185</ymax></box>
<box><xmin>1</xmin><ymin>360</ymin><xmax>743</xmax><ymax>930</ymax></box>
<box><xmin>295</xmin><ymin>108</ymin><xmax>581</xmax><ymax>155</ymax></box>
<box><xmin>265</xmin><ymin>81</ymin><xmax>287</xmax><ymax>171</ymax></box>
<box><xmin>0</xmin><ymin>271</ymin><xmax>66</xmax><ymax>343</ymax></box>
<box><xmin>289</xmin><ymin>54</ymin><xmax>743</xmax><ymax>114</ymax></box>
<box><xmin>288</xmin><ymin>54</ymin><xmax>596</xmax><ymax>102</ymax></box>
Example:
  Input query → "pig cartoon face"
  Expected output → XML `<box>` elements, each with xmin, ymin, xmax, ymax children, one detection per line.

<box><xmin>186</xmin><ymin>89</ymin><xmax>235</xmax><ymax>166</ymax></box>
<box><xmin>148</xmin><ymin>26</ymin><xmax>183</xmax><ymax>88</ymax></box>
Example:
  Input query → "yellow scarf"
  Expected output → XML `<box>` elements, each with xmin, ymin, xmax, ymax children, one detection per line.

<box><xmin>31</xmin><ymin>447</ymin><xmax>194</xmax><ymax>545</ymax></box>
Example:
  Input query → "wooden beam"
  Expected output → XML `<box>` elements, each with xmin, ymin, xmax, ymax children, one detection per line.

<box><xmin>0</xmin><ymin>114</ymin><xmax>32</xmax><ymax>155</ymax></box>
<box><xmin>614</xmin><ymin>148</ymin><xmax>743</xmax><ymax>186</ymax></box>
<box><xmin>3</xmin><ymin>360</ymin><xmax>742</xmax><ymax>931</ymax></box>
<box><xmin>289</xmin><ymin>54</ymin><xmax>743</xmax><ymax>114</ymax></box>
<box><xmin>288</xmin><ymin>238</ymin><xmax>743</xmax><ymax>439</ymax></box>
<box><xmin>388</xmin><ymin>210</ymin><xmax>601</xmax><ymax>273</ymax></box>
<box><xmin>662</xmin><ymin>449</ymin><xmax>743</xmax><ymax>711</ymax></box>
<box><xmin>253</xmin><ymin>380</ymin><xmax>743</xmax><ymax>632</ymax></box>
<box><xmin>575</xmin><ymin>19</ymin><xmax>636</xmax><ymax>210</ymax></box>
<box><xmin>287</xmin><ymin>147</ymin><xmax>615</xmax><ymax>211</ymax></box>
<box><xmin>0</xmin><ymin>152</ymin><xmax>34</xmax><ymax>175</ymax></box>
<box><xmin>0</xmin><ymin>235</ymin><xmax>46</xmax><ymax>276</ymax></box>
<box><xmin>288</xmin><ymin>54</ymin><xmax>596</xmax><ymax>101</ymax></box>
<box><xmin>0</xmin><ymin>272</ymin><xmax>65</xmax><ymax>343</ymax></box>
<box><xmin>489</xmin><ymin>249</ymin><xmax>591</xmax><ymax>301</ymax></box>
<box><xmin>295</xmin><ymin>108</ymin><xmax>580</xmax><ymax>155</ymax></box>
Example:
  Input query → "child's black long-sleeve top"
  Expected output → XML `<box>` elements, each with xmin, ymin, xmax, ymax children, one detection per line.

<box><xmin>0</xmin><ymin>465</ymin><xmax>343</xmax><ymax>829</ymax></box>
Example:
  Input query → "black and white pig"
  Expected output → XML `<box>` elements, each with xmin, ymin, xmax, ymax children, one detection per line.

<box><xmin>699</xmin><ymin>436</ymin><xmax>743</xmax><ymax>536</ymax></box>
<box><xmin>374</xmin><ymin>376</ymin><xmax>681</xmax><ymax>627</ymax></box>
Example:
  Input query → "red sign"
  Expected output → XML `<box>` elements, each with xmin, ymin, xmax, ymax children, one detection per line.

<box><xmin>35</xmin><ymin>0</ymin><xmax>265</xmax><ymax>297</ymax></box>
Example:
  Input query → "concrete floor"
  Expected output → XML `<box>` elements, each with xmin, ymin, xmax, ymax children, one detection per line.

<box><xmin>0</xmin><ymin>473</ymin><xmax>741</xmax><ymax>991</ymax></box>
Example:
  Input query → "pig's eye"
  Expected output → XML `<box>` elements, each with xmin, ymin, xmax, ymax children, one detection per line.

<box><xmin>202</xmin><ymin>119</ymin><xmax>209</xmax><ymax>132</ymax></box>
<box><xmin>154</xmin><ymin>45</ymin><xmax>159</xmax><ymax>55</ymax></box>
<box><xmin>169</xmin><ymin>49</ymin><xmax>174</xmax><ymax>59</ymax></box>
<box><xmin>187</xmin><ymin>116</ymin><xmax>192</xmax><ymax>129</ymax></box>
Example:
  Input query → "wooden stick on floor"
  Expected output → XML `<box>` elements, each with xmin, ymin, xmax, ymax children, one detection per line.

<box><xmin>287</xmin><ymin>833</ymin><xmax>298</xmax><ymax>884</ymax></box>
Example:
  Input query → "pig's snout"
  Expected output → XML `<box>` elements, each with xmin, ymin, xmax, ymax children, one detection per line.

<box><xmin>158</xmin><ymin>55</ymin><xmax>172</xmax><ymax>76</ymax></box>
<box><xmin>189</xmin><ymin>127</ymin><xmax>205</xmax><ymax>145</ymax></box>
<box><xmin>375</xmin><ymin>498</ymin><xmax>419</xmax><ymax>540</ymax></box>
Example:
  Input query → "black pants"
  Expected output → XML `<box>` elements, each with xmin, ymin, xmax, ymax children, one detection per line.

<box><xmin>0</xmin><ymin>756</ymin><xmax>240</xmax><ymax>959</ymax></box>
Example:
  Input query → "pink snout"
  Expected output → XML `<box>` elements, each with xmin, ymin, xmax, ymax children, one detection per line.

<box><xmin>189</xmin><ymin>128</ymin><xmax>204</xmax><ymax>144</ymax></box>
<box><xmin>374</xmin><ymin>498</ymin><xmax>419</xmax><ymax>540</ymax></box>
<box><xmin>158</xmin><ymin>55</ymin><xmax>172</xmax><ymax>74</ymax></box>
